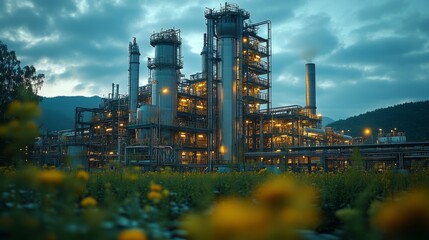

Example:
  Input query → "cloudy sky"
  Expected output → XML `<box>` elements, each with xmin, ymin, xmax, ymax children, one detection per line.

<box><xmin>1</xmin><ymin>0</ymin><xmax>428</xmax><ymax>120</ymax></box>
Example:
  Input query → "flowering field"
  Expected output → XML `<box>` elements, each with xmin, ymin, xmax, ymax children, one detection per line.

<box><xmin>1</xmin><ymin>166</ymin><xmax>429</xmax><ymax>240</ymax></box>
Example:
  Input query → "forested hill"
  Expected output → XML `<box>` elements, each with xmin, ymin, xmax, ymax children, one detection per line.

<box><xmin>38</xmin><ymin>96</ymin><xmax>101</xmax><ymax>132</ymax></box>
<box><xmin>327</xmin><ymin>101</ymin><xmax>429</xmax><ymax>142</ymax></box>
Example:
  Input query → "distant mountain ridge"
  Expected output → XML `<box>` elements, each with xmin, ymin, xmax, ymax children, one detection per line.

<box><xmin>327</xmin><ymin>101</ymin><xmax>429</xmax><ymax>142</ymax></box>
<box><xmin>38</xmin><ymin>96</ymin><xmax>102</xmax><ymax>132</ymax></box>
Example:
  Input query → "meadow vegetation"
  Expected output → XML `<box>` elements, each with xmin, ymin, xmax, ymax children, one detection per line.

<box><xmin>1</xmin><ymin>165</ymin><xmax>429</xmax><ymax>240</ymax></box>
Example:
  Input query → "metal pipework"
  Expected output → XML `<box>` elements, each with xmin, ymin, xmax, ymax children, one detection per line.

<box><xmin>305</xmin><ymin>63</ymin><xmax>316</xmax><ymax>115</ymax></box>
<box><xmin>128</xmin><ymin>37</ymin><xmax>140</xmax><ymax>123</ymax></box>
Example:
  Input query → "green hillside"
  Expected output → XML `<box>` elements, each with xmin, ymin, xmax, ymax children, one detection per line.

<box><xmin>327</xmin><ymin>101</ymin><xmax>429</xmax><ymax>142</ymax></box>
<box><xmin>38</xmin><ymin>96</ymin><xmax>102</xmax><ymax>131</ymax></box>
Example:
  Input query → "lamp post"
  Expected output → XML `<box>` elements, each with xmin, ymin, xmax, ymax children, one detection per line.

<box><xmin>364</xmin><ymin>128</ymin><xmax>372</xmax><ymax>144</ymax></box>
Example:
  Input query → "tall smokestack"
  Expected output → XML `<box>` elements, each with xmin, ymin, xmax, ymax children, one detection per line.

<box><xmin>305</xmin><ymin>63</ymin><xmax>316</xmax><ymax>115</ymax></box>
<box><xmin>111</xmin><ymin>83</ymin><xmax>115</xmax><ymax>100</ymax></box>
<box><xmin>116</xmin><ymin>84</ymin><xmax>119</xmax><ymax>99</ymax></box>
<box><xmin>128</xmin><ymin>37</ymin><xmax>140</xmax><ymax>123</ymax></box>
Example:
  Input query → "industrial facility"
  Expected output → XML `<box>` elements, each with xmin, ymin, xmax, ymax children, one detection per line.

<box><xmin>33</xmin><ymin>3</ymin><xmax>429</xmax><ymax>171</ymax></box>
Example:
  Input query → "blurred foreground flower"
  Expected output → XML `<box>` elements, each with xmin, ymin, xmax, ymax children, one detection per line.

<box><xmin>147</xmin><ymin>181</ymin><xmax>168</xmax><ymax>203</ymax></box>
<box><xmin>36</xmin><ymin>169</ymin><xmax>65</xmax><ymax>186</ymax></box>
<box><xmin>0</xmin><ymin>100</ymin><xmax>41</xmax><ymax>165</ymax></box>
<box><xmin>80</xmin><ymin>196</ymin><xmax>97</xmax><ymax>207</ymax></box>
<box><xmin>372</xmin><ymin>189</ymin><xmax>429</xmax><ymax>239</ymax></box>
<box><xmin>118</xmin><ymin>228</ymin><xmax>147</xmax><ymax>240</ymax></box>
<box><xmin>182</xmin><ymin>176</ymin><xmax>320</xmax><ymax>240</ymax></box>
<box><xmin>76</xmin><ymin>170</ymin><xmax>89</xmax><ymax>181</ymax></box>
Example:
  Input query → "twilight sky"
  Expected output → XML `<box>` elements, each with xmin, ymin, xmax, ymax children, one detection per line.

<box><xmin>1</xmin><ymin>0</ymin><xmax>428</xmax><ymax>120</ymax></box>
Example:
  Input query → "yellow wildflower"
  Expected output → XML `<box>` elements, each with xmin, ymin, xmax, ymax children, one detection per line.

<box><xmin>80</xmin><ymin>196</ymin><xmax>97</xmax><ymax>207</ymax></box>
<box><xmin>150</xmin><ymin>182</ymin><xmax>162</xmax><ymax>192</ymax></box>
<box><xmin>125</xmin><ymin>173</ymin><xmax>138</xmax><ymax>181</ymax></box>
<box><xmin>118</xmin><ymin>229</ymin><xmax>147</xmax><ymax>240</ymax></box>
<box><xmin>162</xmin><ymin>189</ymin><xmax>170</xmax><ymax>197</ymax></box>
<box><xmin>372</xmin><ymin>189</ymin><xmax>429</xmax><ymax>238</ymax></box>
<box><xmin>147</xmin><ymin>191</ymin><xmax>162</xmax><ymax>203</ymax></box>
<box><xmin>36</xmin><ymin>169</ymin><xmax>65</xmax><ymax>186</ymax></box>
<box><xmin>210</xmin><ymin>198</ymin><xmax>271</xmax><ymax>239</ymax></box>
<box><xmin>76</xmin><ymin>170</ymin><xmax>89</xmax><ymax>181</ymax></box>
<box><xmin>254</xmin><ymin>176</ymin><xmax>297</xmax><ymax>209</ymax></box>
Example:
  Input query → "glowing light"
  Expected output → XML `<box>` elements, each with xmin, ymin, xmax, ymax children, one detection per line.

<box><xmin>197</xmin><ymin>134</ymin><xmax>204</xmax><ymax>138</ymax></box>
<box><xmin>106</xmin><ymin>128</ymin><xmax>112</xmax><ymax>132</ymax></box>
<box><xmin>162</xmin><ymin>88</ymin><xmax>169</xmax><ymax>94</ymax></box>
<box><xmin>364</xmin><ymin>128</ymin><xmax>371</xmax><ymax>136</ymax></box>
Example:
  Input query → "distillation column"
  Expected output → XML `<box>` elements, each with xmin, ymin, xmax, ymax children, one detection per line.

<box><xmin>128</xmin><ymin>37</ymin><xmax>140</xmax><ymax>123</ymax></box>
<box><xmin>148</xmin><ymin>29</ymin><xmax>182</xmax><ymax>145</ymax></box>
<box><xmin>214</xmin><ymin>4</ymin><xmax>247</xmax><ymax>162</ymax></box>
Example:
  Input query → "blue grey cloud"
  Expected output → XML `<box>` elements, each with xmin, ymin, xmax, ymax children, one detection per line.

<box><xmin>0</xmin><ymin>0</ymin><xmax>428</xmax><ymax>120</ymax></box>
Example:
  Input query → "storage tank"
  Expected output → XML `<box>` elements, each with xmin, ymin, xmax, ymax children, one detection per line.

<box><xmin>67</xmin><ymin>144</ymin><xmax>88</xmax><ymax>169</ymax></box>
<box><xmin>129</xmin><ymin>37</ymin><xmax>140</xmax><ymax>123</ymax></box>
<box><xmin>136</xmin><ymin>105</ymin><xmax>158</xmax><ymax>144</ymax></box>
<box><xmin>305</xmin><ymin>63</ymin><xmax>316</xmax><ymax>115</ymax></box>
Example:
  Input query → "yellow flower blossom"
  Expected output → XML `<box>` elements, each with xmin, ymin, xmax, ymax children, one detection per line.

<box><xmin>118</xmin><ymin>229</ymin><xmax>147</xmax><ymax>240</ymax></box>
<box><xmin>125</xmin><ymin>173</ymin><xmax>138</xmax><ymax>181</ymax></box>
<box><xmin>76</xmin><ymin>170</ymin><xmax>89</xmax><ymax>181</ymax></box>
<box><xmin>372</xmin><ymin>189</ymin><xmax>429</xmax><ymax>238</ymax></box>
<box><xmin>210</xmin><ymin>198</ymin><xmax>270</xmax><ymax>239</ymax></box>
<box><xmin>147</xmin><ymin>191</ymin><xmax>162</xmax><ymax>203</ymax></box>
<box><xmin>36</xmin><ymin>169</ymin><xmax>65</xmax><ymax>186</ymax></box>
<box><xmin>80</xmin><ymin>196</ymin><xmax>97</xmax><ymax>207</ymax></box>
<box><xmin>150</xmin><ymin>182</ymin><xmax>162</xmax><ymax>192</ymax></box>
<box><xmin>254</xmin><ymin>176</ymin><xmax>297</xmax><ymax>209</ymax></box>
<box><xmin>162</xmin><ymin>189</ymin><xmax>170</xmax><ymax>197</ymax></box>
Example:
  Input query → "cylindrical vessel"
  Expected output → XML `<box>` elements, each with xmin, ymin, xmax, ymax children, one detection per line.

<box><xmin>149</xmin><ymin>29</ymin><xmax>181</xmax><ymax>145</ymax></box>
<box><xmin>216</xmin><ymin>14</ymin><xmax>239</xmax><ymax>162</ymax></box>
<box><xmin>129</xmin><ymin>38</ymin><xmax>140</xmax><ymax>123</ymax></box>
<box><xmin>305</xmin><ymin>63</ymin><xmax>316</xmax><ymax>115</ymax></box>
<box><xmin>67</xmin><ymin>144</ymin><xmax>88</xmax><ymax>169</ymax></box>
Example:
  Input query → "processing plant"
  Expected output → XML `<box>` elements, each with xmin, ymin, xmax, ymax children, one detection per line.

<box><xmin>68</xmin><ymin>3</ymin><xmax>351</xmax><ymax>170</ymax></box>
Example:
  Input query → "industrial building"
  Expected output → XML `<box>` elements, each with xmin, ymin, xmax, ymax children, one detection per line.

<box><xmin>30</xmin><ymin>3</ymin><xmax>429</xmax><ymax>172</ymax></box>
<box><xmin>68</xmin><ymin>3</ymin><xmax>354</xmax><ymax>170</ymax></box>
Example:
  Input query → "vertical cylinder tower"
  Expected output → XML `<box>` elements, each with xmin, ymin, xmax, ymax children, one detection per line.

<box><xmin>148</xmin><ymin>29</ymin><xmax>182</xmax><ymax>145</ymax></box>
<box><xmin>305</xmin><ymin>63</ymin><xmax>316</xmax><ymax>115</ymax></box>
<box><xmin>214</xmin><ymin>3</ymin><xmax>248</xmax><ymax>162</ymax></box>
<box><xmin>128</xmin><ymin>37</ymin><xmax>140</xmax><ymax>123</ymax></box>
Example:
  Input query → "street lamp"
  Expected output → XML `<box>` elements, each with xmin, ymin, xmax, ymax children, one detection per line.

<box><xmin>364</xmin><ymin>128</ymin><xmax>372</xmax><ymax>144</ymax></box>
